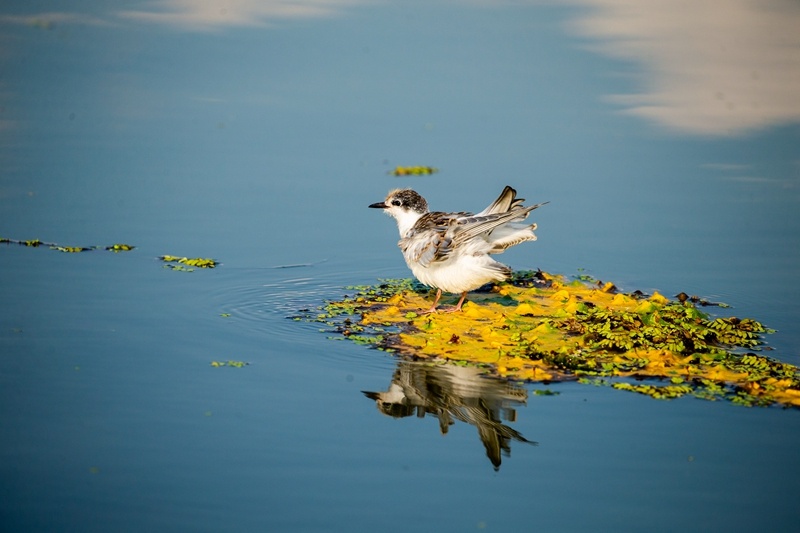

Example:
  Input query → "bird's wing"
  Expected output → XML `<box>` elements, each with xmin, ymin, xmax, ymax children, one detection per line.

<box><xmin>399</xmin><ymin>212</ymin><xmax>462</xmax><ymax>267</ymax></box>
<box><xmin>400</xmin><ymin>200</ymin><xmax>547</xmax><ymax>265</ymax></box>
<box><xmin>450</xmin><ymin>202</ymin><xmax>548</xmax><ymax>247</ymax></box>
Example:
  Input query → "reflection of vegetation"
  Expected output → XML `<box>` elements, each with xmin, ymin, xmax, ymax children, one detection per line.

<box><xmin>363</xmin><ymin>360</ymin><xmax>537</xmax><ymax>470</ymax></box>
<box><xmin>389</xmin><ymin>165</ymin><xmax>439</xmax><ymax>176</ymax></box>
<box><xmin>305</xmin><ymin>271</ymin><xmax>800</xmax><ymax>408</ymax></box>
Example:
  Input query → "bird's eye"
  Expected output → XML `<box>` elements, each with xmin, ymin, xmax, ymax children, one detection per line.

<box><xmin>391</xmin><ymin>199</ymin><xmax>402</xmax><ymax>206</ymax></box>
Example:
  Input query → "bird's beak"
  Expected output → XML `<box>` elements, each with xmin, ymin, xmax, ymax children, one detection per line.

<box><xmin>368</xmin><ymin>202</ymin><xmax>387</xmax><ymax>209</ymax></box>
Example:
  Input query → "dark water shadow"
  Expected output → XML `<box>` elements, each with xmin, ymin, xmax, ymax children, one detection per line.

<box><xmin>363</xmin><ymin>360</ymin><xmax>537</xmax><ymax>471</ymax></box>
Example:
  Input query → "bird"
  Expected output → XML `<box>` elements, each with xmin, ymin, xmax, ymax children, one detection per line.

<box><xmin>369</xmin><ymin>186</ymin><xmax>547</xmax><ymax>313</ymax></box>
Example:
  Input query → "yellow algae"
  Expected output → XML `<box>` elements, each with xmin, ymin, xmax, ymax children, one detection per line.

<box><xmin>550</xmin><ymin>289</ymin><xmax>571</xmax><ymax>303</ymax></box>
<box><xmin>461</xmin><ymin>303</ymin><xmax>497</xmax><ymax>319</ymax></box>
<box><xmin>385</xmin><ymin>293</ymin><xmax>405</xmax><ymax>306</ymax></box>
<box><xmin>601</xmin><ymin>281</ymin><xmax>616</xmax><ymax>293</ymax></box>
<box><xmin>650</xmin><ymin>291</ymin><xmax>669</xmax><ymax>305</ymax></box>
<box><xmin>514</xmin><ymin>302</ymin><xmax>536</xmax><ymax>316</ymax></box>
<box><xmin>306</xmin><ymin>271</ymin><xmax>800</xmax><ymax>408</ymax></box>
<box><xmin>611</xmin><ymin>293</ymin><xmax>635</xmax><ymax>306</ymax></box>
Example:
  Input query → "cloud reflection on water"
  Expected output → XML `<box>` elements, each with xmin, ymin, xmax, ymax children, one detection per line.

<box><xmin>3</xmin><ymin>0</ymin><xmax>798</xmax><ymax>136</ymax></box>
<box><xmin>95</xmin><ymin>0</ymin><xmax>800</xmax><ymax>136</ymax></box>
<box><xmin>566</xmin><ymin>0</ymin><xmax>800</xmax><ymax>136</ymax></box>
<box><xmin>117</xmin><ymin>0</ymin><xmax>371</xmax><ymax>31</ymax></box>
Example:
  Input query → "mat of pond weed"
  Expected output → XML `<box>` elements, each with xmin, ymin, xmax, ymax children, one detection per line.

<box><xmin>300</xmin><ymin>270</ymin><xmax>800</xmax><ymax>408</ymax></box>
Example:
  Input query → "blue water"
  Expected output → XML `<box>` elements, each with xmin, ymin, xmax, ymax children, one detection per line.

<box><xmin>2</xmin><ymin>1</ymin><xmax>799</xmax><ymax>531</ymax></box>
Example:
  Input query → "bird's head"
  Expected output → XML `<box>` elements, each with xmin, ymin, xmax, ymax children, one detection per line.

<box><xmin>369</xmin><ymin>189</ymin><xmax>428</xmax><ymax>214</ymax></box>
<box><xmin>369</xmin><ymin>189</ymin><xmax>429</xmax><ymax>235</ymax></box>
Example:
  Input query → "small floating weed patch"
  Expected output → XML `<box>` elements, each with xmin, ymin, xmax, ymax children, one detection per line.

<box><xmin>302</xmin><ymin>271</ymin><xmax>800</xmax><ymax>408</ymax></box>
<box><xmin>389</xmin><ymin>165</ymin><xmax>439</xmax><ymax>176</ymax></box>
<box><xmin>52</xmin><ymin>245</ymin><xmax>92</xmax><ymax>253</ymax></box>
<box><xmin>210</xmin><ymin>360</ymin><xmax>249</xmax><ymax>368</ymax></box>
<box><xmin>159</xmin><ymin>255</ymin><xmax>219</xmax><ymax>271</ymax></box>
<box><xmin>106</xmin><ymin>244</ymin><xmax>135</xmax><ymax>252</ymax></box>
<box><xmin>3</xmin><ymin>235</ymin><xmax>222</xmax><ymax>272</ymax></box>
<box><xmin>2</xmin><ymin>237</ymin><xmax>136</xmax><ymax>253</ymax></box>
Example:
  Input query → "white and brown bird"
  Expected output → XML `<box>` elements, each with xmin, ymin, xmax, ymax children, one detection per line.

<box><xmin>369</xmin><ymin>186</ymin><xmax>547</xmax><ymax>313</ymax></box>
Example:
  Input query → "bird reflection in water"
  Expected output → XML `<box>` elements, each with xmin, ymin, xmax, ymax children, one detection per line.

<box><xmin>363</xmin><ymin>360</ymin><xmax>537</xmax><ymax>470</ymax></box>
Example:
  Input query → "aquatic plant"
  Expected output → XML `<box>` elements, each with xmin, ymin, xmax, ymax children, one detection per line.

<box><xmin>106</xmin><ymin>244</ymin><xmax>135</xmax><ymax>252</ymax></box>
<box><xmin>159</xmin><ymin>255</ymin><xmax>219</xmax><ymax>269</ymax></box>
<box><xmin>51</xmin><ymin>246</ymin><xmax>91</xmax><ymax>253</ymax></box>
<box><xmin>2</xmin><ymin>236</ymin><xmax>135</xmax><ymax>253</ymax></box>
<box><xmin>389</xmin><ymin>165</ymin><xmax>439</xmax><ymax>176</ymax></box>
<box><xmin>303</xmin><ymin>271</ymin><xmax>800</xmax><ymax>407</ymax></box>
<box><xmin>4</xmin><ymin>235</ymin><xmax>224</xmax><ymax>273</ymax></box>
<box><xmin>210</xmin><ymin>360</ymin><xmax>249</xmax><ymax>368</ymax></box>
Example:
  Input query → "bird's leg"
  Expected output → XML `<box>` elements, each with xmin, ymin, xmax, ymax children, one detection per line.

<box><xmin>422</xmin><ymin>288</ymin><xmax>443</xmax><ymax>314</ymax></box>
<box><xmin>447</xmin><ymin>291</ymin><xmax>468</xmax><ymax>313</ymax></box>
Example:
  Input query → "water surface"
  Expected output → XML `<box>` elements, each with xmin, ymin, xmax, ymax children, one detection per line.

<box><xmin>1</xmin><ymin>1</ymin><xmax>799</xmax><ymax>531</ymax></box>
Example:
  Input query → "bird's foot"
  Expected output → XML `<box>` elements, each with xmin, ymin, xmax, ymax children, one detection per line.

<box><xmin>420</xmin><ymin>304</ymin><xmax>464</xmax><ymax>314</ymax></box>
<box><xmin>420</xmin><ymin>291</ymin><xmax>466</xmax><ymax>314</ymax></box>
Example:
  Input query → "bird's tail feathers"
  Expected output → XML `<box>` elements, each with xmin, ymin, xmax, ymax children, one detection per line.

<box><xmin>477</xmin><ymin>186</ymin><xmax>526</xmax><ymax>216</ymax></box>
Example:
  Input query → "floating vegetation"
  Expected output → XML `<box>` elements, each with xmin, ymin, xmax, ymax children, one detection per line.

<box><xmin>389</xmin><ymin>165</ymin><xmax>439</xmax><ymax>176</ymax></box>
<box><xmin>210</xmin><ymin>360</ymin><xmax>249</xmax><ymax>368</ymax></box>
<box><xmin>3</xmin><ymin>236</ymin><xmax>224</xmax><ymax>273</ymax></box>
<box><xmin>300</xmin><ymin>271</ymin><xmax>800</xmax><ymax>408</ymax></box>
<box><xmin>159</xmin><ymin>255</ymin><xmax>219</xmax><ymax>270</ymax></box>
<box><xmin>51</xmin><ymin>246</ymin><xmax>91</xmax><ymax>253</ymax></box>
<box><xmin>106</xmin><ymin>243</ymin><xmax>135</xmax><ymax>252</ymax></box>
<box><xmin>2</xmin><ymin>237</ymin><xmax>135</xmax><ymax>253</ymax></box>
